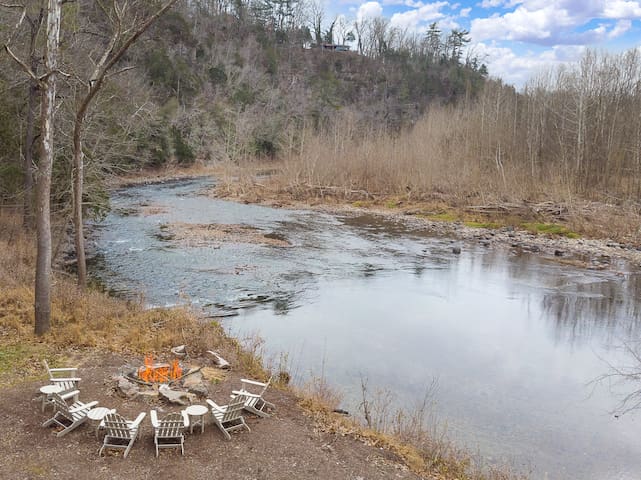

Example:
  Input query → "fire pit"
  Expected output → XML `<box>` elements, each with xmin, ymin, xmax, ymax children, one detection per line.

<box><xmin>137</xmin><ymin>354</ymin><xmax>183</xmax><ymax>384</ymax></box>
<box><xmin>116</xmin><ymin>353</ymin><xmax>214</xmax><ymax>405</ymax></box>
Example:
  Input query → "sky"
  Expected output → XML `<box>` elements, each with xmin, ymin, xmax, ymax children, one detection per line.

<box><xmin>325</xmin><ymin>0</ymin><xmax>641</xmax><ymax>88</ymax></box>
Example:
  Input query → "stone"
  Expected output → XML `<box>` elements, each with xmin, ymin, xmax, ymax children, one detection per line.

<box><xmin>114</xmin><ymin>375</ymin><xmax>139</xmax><ymax>399</ymax></box>
<box><xmin>187</xmin><ymin>383</ymin><xmax>209</xmax><ymax>397</ymax></box>
<box><xmin>182</xmin><ymin>370</ymin><xmax>208</xmax><ymax>396</ymax></box>
<box><xmin>554</xmin><ymin>250</ymin><xmax>564</xmax><ymax>257</ymax></box>
<box><xmin>452</xmin><ymin>246</ymin><xmax>461</xmax><ymax>254</ymax></box>
<box><xmin>158</xmin><ymin>384</ymin><xmax>196</xmax><ymax>406</ymax></box>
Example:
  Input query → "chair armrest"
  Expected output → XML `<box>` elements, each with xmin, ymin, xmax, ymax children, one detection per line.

<box><xmin>232</xmin><ymin>390</ymin><xmax>260</xmax><ymax>399</ymax></box>
<box><xmin>131</xmin><ymin>412</ymin><xmax>146</xmax><ymax>428</ymax></box>
<box><xmin>60</xmin><ymin>389</ymin><xmax>80</xmax><ymax>400</ymax></box>
<box><xmin>241</xmin><ymin>378</ymin><xmax>268</xmax><ymax>388</ymax></box>
<box><xmin>181</xmin><ymin>410</ymin><xmax>190</xmax><ymax>427</ymax></box>
<box><xmin>206</xmin><ymin>399</ymin><xmax>223</xmax><ymax>412</ymax></box>
<box><xmin>69</xmin><ymin>400</ymin><xmax>98</xmax><ymax>413</ymax></box>
<box><xmin>150</xmin><ymin>410</ymin><xmax>159</xmax><ymax>428</ymax></box>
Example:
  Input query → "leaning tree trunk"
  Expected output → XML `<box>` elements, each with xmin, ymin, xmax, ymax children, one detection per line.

<box><xmin>34</xmin><ymin>0</ymin><xmax>62</xmax><ymax>336</ymax></box>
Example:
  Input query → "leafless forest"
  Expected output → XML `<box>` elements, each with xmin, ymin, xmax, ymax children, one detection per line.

<box><xmin>279</xmin><ymin>48</ymin><xmax>641</xmax><ymax>209</ymax></box>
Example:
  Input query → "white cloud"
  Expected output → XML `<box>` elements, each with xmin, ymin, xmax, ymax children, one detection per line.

<box><xmin>480</xmin><ymin>0</ymin><xmax>505</xmax><ymax>7</ymax></box>
<box><xmin>460</xmin><ymin>7</ymin><xmax>472</xmax><ymax>17</ymax></box>
<box><xmin>357</xmin><ymin>1</ymin><xmax>384</xmax><ymax>21</ymax></box>
<box><xmin>603</xmin><ymin>0</ymin><xmax>641</xmax><ymax>18</ymax></box>
<box><xmin>609</xmin><ymin>18</ymin><xmax>633</xmax><ymax>37</ymax></box>
<box><xmin>471</xmin><ymin>1</ymin><xmax>641</xmax><ymax>45</ymax></box>
<box><xmin>389</xmin><ymin>2</ymin><xmax>449</xmax><ymax>29</ymax></box>
<box><xmin>473</xmin><ymin>42</ymin><xmax>587</xmax><ymax>87</ymax></box>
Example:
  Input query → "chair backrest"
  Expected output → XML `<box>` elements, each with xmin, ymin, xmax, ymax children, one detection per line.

<box><xmin>43</xmin><ymin>360</ymin><xmax>54</xmax><ymax>380</ymax></box>
<box><xmin>51</xmin><ymin>392</ymin><xmax>71</xmax><ymax>417</ymax></box>
<box><xmin>221</xmin><ymin>395</ymin><xmax>247</xmax><ymax>423</ymax></box>
<box><xmin>103</xmin><ymin>413</ymin><xmax>134</xmax><ymax>439</ymax></box>
<box><xmin>156</xmin><ymin>413</ymin><xmax>184</xmax><ymax>438</ymax></box>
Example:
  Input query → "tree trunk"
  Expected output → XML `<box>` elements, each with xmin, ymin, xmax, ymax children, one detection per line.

<box><xmin>34</xmin><ymin>0</ymin><xmax>62</xmax><ymax>336</ymax></box>
<box><xmin>72</xmin><ymin>110</ymin><xmax>87</xmax><ymax>289</ymax></box>
<box><xmin>23</xmin><ymin>76</ymin><xmax>37</xmax><ymax>229</ymax></box>
<box><xmin>23</xmin><ymin>9</ymin><xmax>45</xmax><ymax>230</ymax></box>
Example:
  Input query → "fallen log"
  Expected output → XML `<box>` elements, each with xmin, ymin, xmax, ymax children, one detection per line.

<box><xmin>206</xmin><ymin>350</ymin><xmax>231</xmax><ymax>369</ymax></box>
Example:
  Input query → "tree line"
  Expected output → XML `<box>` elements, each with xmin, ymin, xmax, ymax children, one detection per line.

<box><xmin>280</xmin><ymin>47</ymin><xmax>641</xmax><ymax>216</ymax></box>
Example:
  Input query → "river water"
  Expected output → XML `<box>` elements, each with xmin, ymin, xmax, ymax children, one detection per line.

<box><xmin>92</xmin><ymin>178</ymin><xmax>641</xmax><ymax>479</ymax></box>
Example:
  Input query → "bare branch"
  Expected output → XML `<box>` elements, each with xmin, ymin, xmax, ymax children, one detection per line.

<box><xmin>105</xmin><ymin>65</ymin><xmax>135</xmax><ymax>79</ymax></box>
<box><xmin>3</xmin><ymin>44</ymin><xmax>39</xmax><ymax>81</ymax></box>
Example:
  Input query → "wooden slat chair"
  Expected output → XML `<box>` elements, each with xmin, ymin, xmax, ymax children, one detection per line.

<box><xmin>150</xmin><ymin>410</ymin><xmax>189</xmax><ymax>457</ymax></box>
<box><xmin>99</xmin><ymin>412</ymin><xmax>146</xmax><ymax>458</ymax></box>
<box><xmin>42</xmin><ymin>390</ymin><xmax>98</xmax><ymax>437</ymax></box>
<box><xmin>206</xmin><ymin>394</ymin><xmax>250</xmax><ymax>440</ymax></box>
<box><xmin>43</xmin><ymin>359</ymin><xmax>81</xmax><ymax>393</ymax></box>
<box><xmin>231</xmin><ymin>377</ymin><xmax>275</xmax><ymax>418</ymax></box>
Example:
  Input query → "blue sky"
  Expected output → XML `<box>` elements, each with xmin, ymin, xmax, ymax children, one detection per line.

<box><xmin>324</xmin><ymin>1</ymin><xmax>641</xmax><ymax>88</ymax></box>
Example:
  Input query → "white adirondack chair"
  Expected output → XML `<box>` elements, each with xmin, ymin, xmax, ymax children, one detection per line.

<box><xmin>231</xmin><ymin>377</ymin><xmax>275</xmax><ymax>418</ymax></box>
<box><xmin>43</xmin><ymin>359</ymin><xmax>81</xmax><ymax>393</ymax></box>
<box><xmin>41</xmin><ymin>390</ymin><xmax>98</xmax><ymax>437</ymax></box>
<box><xmin>99</xmin><ymin>412</ymin><xmax>146</xmax><ymax>458</ymax></box>
<box><xmin>150</xmin><ymin>410</ymin><xmax>189</xmax><ymax>457</ymax></box>
<box><xmin>206</xmin><ymin>394</ymin><xmax>250</xmax><ymax>440</ymax></box>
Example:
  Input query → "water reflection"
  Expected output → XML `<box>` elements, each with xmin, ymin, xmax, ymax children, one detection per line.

<box><xmin>92</xmin><ymin>178</ymin><xmax>641</xmax><ymax>480</ymax></box>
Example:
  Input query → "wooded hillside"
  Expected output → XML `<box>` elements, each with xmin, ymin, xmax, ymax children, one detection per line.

<box><xmin>0</xmin><ymin>0</ymin><xmax>487</xmax><ymax>219</ymax></box>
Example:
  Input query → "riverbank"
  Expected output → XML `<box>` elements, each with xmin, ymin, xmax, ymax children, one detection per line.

<box><xmin>202</xmin><ymin>163</ymin><xmax>641</xmax><ymax>272</ymax></box>
<box><xmin>0</xmin><ymin>212</ymin><xmax>525</xmax><ymax>480</ymax></box>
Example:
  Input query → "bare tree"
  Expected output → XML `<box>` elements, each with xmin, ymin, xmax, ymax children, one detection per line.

<box><xmin>71</xmin><ymin>0</ymin><xmax>182</xmax><ymax>289</ymax></box>
<box><xmin>3</xmin><ymin>0</ymin><xmax>63</xmax><ymax>335</ymax></box>
<box><xmin>22</xmin><ymin>3</ymin><xmax>45</xmax><ymax>229</ymax></box>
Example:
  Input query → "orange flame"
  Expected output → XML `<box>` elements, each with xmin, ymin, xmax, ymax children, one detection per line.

<box><xmin>170</xmin><ymin>359</ymin><xmax>182</xmax><ymax>380</ymax></box>
<box><xmin>137</xmin><ymin>354</ymin><xmax>182</xmax><ymax>383</ymax></box>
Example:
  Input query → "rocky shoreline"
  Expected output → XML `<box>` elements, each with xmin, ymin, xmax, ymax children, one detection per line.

<box><xmin>399</xmin><ymin>211</ymin><xmax>641</xmax><ymax>271</ymax></box>
<box><xmin>215</xmin><ymin>193</ymin><xmax>641</xmax><ymax>272</ymax></box>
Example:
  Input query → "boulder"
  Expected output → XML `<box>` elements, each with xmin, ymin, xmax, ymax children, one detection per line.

<box><xmin>114</xmin><ymin>375</ymin><xmax>139</xmax><ymax>399</ymax></box>
<box><xmin>158</xmin><ymin>384</ymin><xmax>196</xmax><ymax>406</ymax></box>
<box><xmin>182</xmin><ymin>370</ymin><xmax>208</xmax><ymax>397</ymax></box>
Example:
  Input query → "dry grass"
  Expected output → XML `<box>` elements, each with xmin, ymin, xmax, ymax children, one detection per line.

<box><xmin>298</xmin><ymin>379</ymin><xmax>526</xmax><ymax>480</ymax></box>
<box><xmin>0</xmin><ymin>213</ymin><xmax>228</xmax><ymax>384</ymax></box>
<box><xmin>213</xmin><ymin>154</ymin><xmax>641</xmax><ymax>243</ymax></box>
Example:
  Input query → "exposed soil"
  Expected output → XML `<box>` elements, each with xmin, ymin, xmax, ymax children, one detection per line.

<box><xmin>165</xmin><ymin>222</ymin><xmax>291</xmax><ymax>248</ymax></box>
<box><xmin>0</xmin><ymin>352</ymin><xmax>424</xmax><ymax>480</ymax></box>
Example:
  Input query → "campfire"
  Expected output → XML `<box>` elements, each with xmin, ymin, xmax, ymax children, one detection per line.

<box><xmin>137</xmin><ymin>354</ymin><xmax>183</xmax><ymax>384</ymax></box>
<box><xmin>116</xmin><ymin>350</ymin><xmax>230</xmax><ymax>404</ymax></box>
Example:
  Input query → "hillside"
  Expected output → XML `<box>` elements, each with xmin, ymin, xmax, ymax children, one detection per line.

<box><xmin>0</xmin><ymin>1</ymin><xmax>487</xmax><ymax>217</ymax></box>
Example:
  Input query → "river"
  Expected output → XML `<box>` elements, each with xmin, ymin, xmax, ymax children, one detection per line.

<box><xmin>92</xmin><ymin>177</ymin><xmax>641</xmax><ymax>479</ymax></box>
